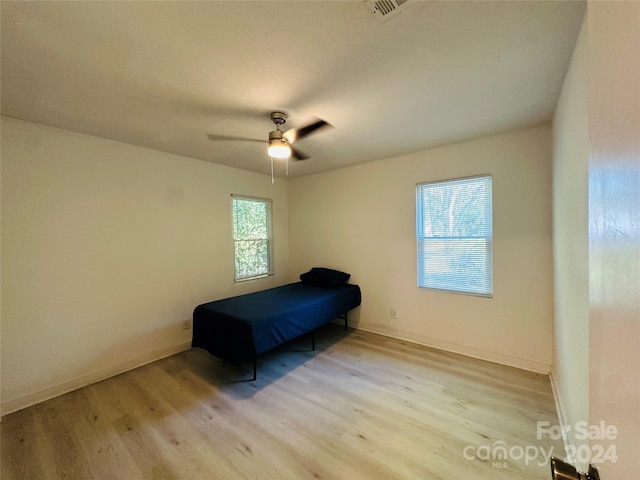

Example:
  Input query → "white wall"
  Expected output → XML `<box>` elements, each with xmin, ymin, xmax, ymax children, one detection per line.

<box><xmin>289</xmin><ymin>125</ymin><xmax>553</xmax><ymax>372</ymax></box>
<box><xmin>1</xmin><ymin>116</ymin><xmax>289</xmax><ymax>414</ymax></box>
<box><xmin>552</xmin><ymin>3</ymin><xmax>640</xmax><ymax>476</ymax></box>
<box><xmin>587</xmin><ymin>2</ymin><xmax>640</xmax><ymax>478</ymax></box>
<box><xmin>551</xmin><ymin>13</ymin><xmax>589</xmax><ymax>462</ymax></box>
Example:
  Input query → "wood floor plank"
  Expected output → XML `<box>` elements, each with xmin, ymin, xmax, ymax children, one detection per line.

<box><xmin>1</xmin><ymin>407</ymin><xmax>50</xmax><ymax>479</ymax></box>
<box><xmin>1</xmin><ymin>325</ymin><xmax>564</xmax><ymax>479</ymax></box>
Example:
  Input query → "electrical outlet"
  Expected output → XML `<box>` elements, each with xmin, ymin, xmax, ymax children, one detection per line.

<box><xmin>181</xmin><ymin>319</ymin><xmax>191</xmax><ymax>330</ymax></box>
<box><xmin>390</xmin><ymin>309</ymin><xmax>397</xmax><ymax>320</ymax></box>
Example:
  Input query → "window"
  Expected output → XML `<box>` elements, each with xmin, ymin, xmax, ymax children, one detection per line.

<box><xmin>232</xmin><ymin>195</ymin><xmax>273</xmax><ymax>281</ymax></box>
<box><xmin>416</xmin><ymin>175</ymin><xmax>493</xmax><ymax>296</ymax></box>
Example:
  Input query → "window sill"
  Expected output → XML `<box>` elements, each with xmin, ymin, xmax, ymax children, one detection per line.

<box><xmin>234</xmin><ymin>273</ymin><xmax>275</xmax><ymax>283</ymax></box>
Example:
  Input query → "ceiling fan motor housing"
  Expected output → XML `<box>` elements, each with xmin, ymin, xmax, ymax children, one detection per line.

<box><xmin>269</xmin><ymin>130</ymin><xmax>286</xmax><ymax>143</ymax></box>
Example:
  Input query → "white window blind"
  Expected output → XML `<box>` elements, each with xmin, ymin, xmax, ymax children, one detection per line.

<box><xmin>232</xmin><ymin>195</ymin><xmax>273</xmax><ymax>281</ymax></box>
<box><xmin>416</xmin><ymin>175</ymin><xmax>493</xmax><ymax>296</ymax></box>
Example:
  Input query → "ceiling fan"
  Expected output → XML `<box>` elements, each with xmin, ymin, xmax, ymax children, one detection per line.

<box><xmin>207</xmin><ymin>111</ymin><xmax>332</xmax><ymax>161</ymax></box>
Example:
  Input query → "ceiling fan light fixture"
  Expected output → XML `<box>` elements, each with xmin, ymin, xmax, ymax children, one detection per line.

<box><xmin>267</xmin><ymin>137</ymin><xmax>291</xmax><ymax>159</ymax></box>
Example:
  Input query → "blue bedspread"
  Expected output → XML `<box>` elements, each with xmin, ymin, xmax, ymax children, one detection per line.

<box><xmin>192</xmin><ymin>282</ymin><xmax>361</xmax><ymax>364</ymax></box>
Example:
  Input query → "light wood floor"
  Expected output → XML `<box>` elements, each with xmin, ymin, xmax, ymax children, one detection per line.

<box><xmin>1</xmin><ymin>325</ymin><xmax>563</xmax><ymax>479</ymax></box>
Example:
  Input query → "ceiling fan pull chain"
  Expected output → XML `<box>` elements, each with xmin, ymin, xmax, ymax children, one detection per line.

<box><xmin>271</xmin><ymin>156</ymin><xmax>275</xmax><ymax>184</ymax></box>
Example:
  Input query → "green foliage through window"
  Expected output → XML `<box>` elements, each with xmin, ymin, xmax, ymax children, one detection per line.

<box><xmin>232</xmin><ymin>196</ymin><xmax>273</xmax><ymax>281</ymax></box>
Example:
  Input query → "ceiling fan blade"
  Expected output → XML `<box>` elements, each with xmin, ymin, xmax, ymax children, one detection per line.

<box><xmin>206</xmin><ymin>133</ymin><xmax>265</xmax><ymax>143</ymax></box>
<box><xmin>283</xmin><ymin>119</ymin><xmax>332</xmax><ymax>144</ymax></box>
<box><xmin>291</xmin><ymin>146</ymin><xmax>310</xmax><ymax>161</ymax></box>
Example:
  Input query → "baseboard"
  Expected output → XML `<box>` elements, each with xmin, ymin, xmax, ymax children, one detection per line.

<box><xmin>355</xmin><ymin>325</ymin><xmax>552</xmax><ymax>374</ymax></box>
<box><xmin>1</xmin><ymin>341</ymin><xmax>192</xmax><ymax>417</ymax></box>
<box><xmin>548</xmin><ymin>371</ymin><xmax>574</xmax><ymax>461</ymax></box>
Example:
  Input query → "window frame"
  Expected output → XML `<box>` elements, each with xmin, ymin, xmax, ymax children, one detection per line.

<box><xmin>415</xmin><ymin>174</ymin><xmax>493</xmax><ymax>297</ymax></box>
<box><xmin>231</xmin><ymin>194</ymin><xmax>274</xmax><ymax>282</ymax></box>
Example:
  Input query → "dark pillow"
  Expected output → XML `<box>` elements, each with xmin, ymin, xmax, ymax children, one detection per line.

<box><xmin>300</xmin><ymin>267</ymin><xmax>351</xmax><ymax>288</ymax></box>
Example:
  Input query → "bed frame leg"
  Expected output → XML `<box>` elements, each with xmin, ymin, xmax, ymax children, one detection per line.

<box><xmin>344</xmin><ymin>312</ymin><xmax>348</xmax><ymax>330</ymax></box>
<box><xmin>252</xmin><ymin>358</ymin><xmax>257</xmax><ymax>381</ymax></box>
<box><xmin>311</xmin><ymin>331</ymin><xmax>316</xmax><ymax>351</ymax></box>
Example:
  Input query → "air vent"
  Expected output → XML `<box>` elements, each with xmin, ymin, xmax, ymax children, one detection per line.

<box><xmin>365</xmin><ymin>0</ymin><xmax>414</xmax><ymax>23</ymax></box>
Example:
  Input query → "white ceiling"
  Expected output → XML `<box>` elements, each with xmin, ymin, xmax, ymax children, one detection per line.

<box><xmin>1</xmin><ymin>1</ymin><xmax>585</xmax><ymax>177</ymax></box>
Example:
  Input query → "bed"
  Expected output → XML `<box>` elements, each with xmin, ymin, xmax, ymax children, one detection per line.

<box><xmin>192</xmin><ymin>268</ymin><xmax>361</xmax><ymax>380</ymax></box>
